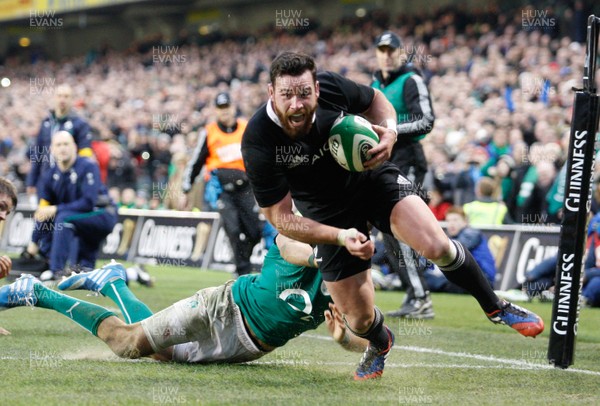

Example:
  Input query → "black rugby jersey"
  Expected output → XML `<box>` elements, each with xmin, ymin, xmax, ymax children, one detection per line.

<box><xmin>241</xmin><ymin>71</ymin><xmax>375</xmax><ymax>218</ymax></box>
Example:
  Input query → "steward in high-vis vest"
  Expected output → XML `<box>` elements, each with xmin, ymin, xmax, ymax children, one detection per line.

<box><xmin>371</xmin><ymin>31</ymin><xmax>436</xmax><ymax>320</ymax></box>
<box><xmin>183</xmin><ymin>92</ymin><xmax>261</xmax><ymax>276</ymax></box>
<box><xmin>371</xmin><ymin>31</ymin><xmax>435</xmax><ymax>187</ymax></box>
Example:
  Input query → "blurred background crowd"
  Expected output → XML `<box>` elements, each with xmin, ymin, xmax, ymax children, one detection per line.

<box><xmin>0</xmin><ymin>1</ymin><xmax>599</xmax><ymax>224</ymax></box>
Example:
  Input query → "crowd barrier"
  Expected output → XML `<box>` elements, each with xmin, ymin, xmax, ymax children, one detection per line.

<box><xmin>0</xmin><ymin>207</ymin><xmax>560</xmax><ymax>290</ymax></box>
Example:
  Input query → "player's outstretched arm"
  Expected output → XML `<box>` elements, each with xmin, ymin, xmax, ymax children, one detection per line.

<box><xmin>262</xmin><ymin>193</ymin><xmax>374</xmax><ymax>260</ymax></box>
<box><xmin>324</xmin><ymin>303</ymin><xmax>368</xmax><ymax>353</ymax></box>
<box><xmin>276</xmin><ymin>234</ymin><xmax>317</xmax><ymax>268</ymax></box>
<box><xmin>0</xmin><ymin>255</ymin><xmax>12</xmax><ymax>279</ymax></box>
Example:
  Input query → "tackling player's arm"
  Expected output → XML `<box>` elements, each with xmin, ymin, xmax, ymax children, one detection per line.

<box><xmin>261</xmin><ymin>193</ymin><xmax>374</xmax><ymax>260</ymax></box>
<box><xmin>324</xmin><ymin>303</ymin><xmax>368</xmax><ymax>352</ymax></box>
<box><xmin>361</xmin><ymin>89</ymin><xmax>398</xmax><ymax>169</ymax></box>
<box><xmin>276</xmin><ymin>233</ymin><xmax>320</xmax><ymax>268</ymax></box>
<box><xmin>0</xmin><ymin>255</ymin><xmax>11</xmax><ymax>279</ymax></box>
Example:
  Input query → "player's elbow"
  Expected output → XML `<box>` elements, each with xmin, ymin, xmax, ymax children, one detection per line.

<box><xmin>113</xmin><ymin>343</ymin><xmax>142</xmax><ymax>359</ymax></box>
<box><xmin>109</xmin><ymin>334</ymin><xmax>146</xmax><ymax>359</ymax></box>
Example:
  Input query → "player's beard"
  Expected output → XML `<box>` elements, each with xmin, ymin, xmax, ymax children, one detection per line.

<box><xmin>273</xmin><ymin>100</ymin><xmax>316</xmax><ymax>140</ymax></box>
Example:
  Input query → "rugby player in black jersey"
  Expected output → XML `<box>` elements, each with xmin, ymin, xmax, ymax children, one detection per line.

<box><xmin>242</xmin><ymin>52</ymin><xmax>543</xmax><ymax>380</ymax></box>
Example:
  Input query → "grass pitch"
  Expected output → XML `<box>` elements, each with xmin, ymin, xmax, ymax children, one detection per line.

<box><xmin>1</xmin><ymin>263</ymin><xmax>599</xmax><ymax>405</ymax></box>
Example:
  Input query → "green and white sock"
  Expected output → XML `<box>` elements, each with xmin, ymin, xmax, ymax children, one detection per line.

<box><xmin>100</xmin><ymin>279</ymin><xmax>153</xmax><ymax>324</ymax></box>
<box><xmin>34</xmin><ymin>285</ymin><xmax>115</xmax><ymax>336</ymax></box>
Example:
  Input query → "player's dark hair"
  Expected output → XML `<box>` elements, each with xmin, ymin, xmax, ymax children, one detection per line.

<box><xmin>0</xmin><ymin>177</ymin><xmax>18</xmax><ymax>208</ymax></box>
<box><xmin>270</xmin><ymin>52</ymin><xmax>317</xmax><ymax>85</ymax></box>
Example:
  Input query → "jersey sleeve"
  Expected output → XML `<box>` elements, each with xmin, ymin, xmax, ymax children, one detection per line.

<box><xmin>397</xmin><ymin>74</ymin><xmax>435</xmax><ymax>138</ymax></box>
<box><xmin>242</xmin><ymin>123</ymin><xmax>289</xmax><ymax>208</ymax></box>
<box><xmin>317</xmin><ymin>71</ymin><xmax>374</xmax><ymax>115</ymax></box>
<box><xmin>74</xmin><ymin>117</ymin><xmax>92</xmax><ymax>150</ymax></box>
<box><xmin>37</xmin><ymin>169</ymin><xmax>54</xmax><ymax>203</ymax></box>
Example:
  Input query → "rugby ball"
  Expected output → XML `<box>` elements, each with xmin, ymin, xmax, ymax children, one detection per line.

<box><xmin>329</xmin><ymin>115</ymin><xmax>379</xmax><ymax>172</ymax></box>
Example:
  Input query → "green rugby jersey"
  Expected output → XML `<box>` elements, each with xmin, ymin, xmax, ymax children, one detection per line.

<box><xmin>231</xmin><ymin>243</ymin><xmax>332</xmax><ymax>347</ymax></box>
<box><xmin>372</xmin><ymin>71</ymin><xmax>427</xmax><ymax>141</ymax></box>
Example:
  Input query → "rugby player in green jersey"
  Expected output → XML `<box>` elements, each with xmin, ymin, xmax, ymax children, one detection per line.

<box><xmin>0</xmin><ymin>234</ymin><xmax>366</xmax><ymax>364</ymax></box>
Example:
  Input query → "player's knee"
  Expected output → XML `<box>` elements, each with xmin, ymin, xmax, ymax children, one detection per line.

<box><xmin>422</xmin><ymin>237</ymin><xmax>450</xmax><ymax>262</ymax></box>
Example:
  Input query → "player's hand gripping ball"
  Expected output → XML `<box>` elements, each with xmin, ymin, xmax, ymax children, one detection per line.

<box><xmin>0</xmin><ymin>256</ymin><xmax>12</xmax><ymax>279</ymax></box>
<box><xmin>329</xmin><ymin>115</ymin><xmax>380</xmax><ymax>172</ymax></box>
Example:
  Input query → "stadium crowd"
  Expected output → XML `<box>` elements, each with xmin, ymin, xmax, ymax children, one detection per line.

<box><xmin>0</xmin><ymin>2</ymin><xmax>597</xmax><ymax>224</ymax></box>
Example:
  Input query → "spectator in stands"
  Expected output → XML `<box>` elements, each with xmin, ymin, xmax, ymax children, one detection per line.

<box><xmin>426</xmin><ymin>206</ymin><xmax>496</xmax><ymax>293</ymax></box>
<box><xmin>119</xmin><ymin>188</ymin><xmax>136</xmax><ymax>209</ymax></box>
<box><xmin>134</xmin><ymin>191</ymin><xmax>149</xmax><ymax>209</ymax></box>
<box><xmin>26</xmin><ymin>84</ymin><xmax>93</xmax><ymax>198</ymax></box>
<box><xmin>447</xmin><ymin>206</ymin><xmax>496</xmax><ymax>287</ymax></box>
<box><xmin>463</xmin><ymin>177</ymin><xmax>508</xmax><ymax>226</ymax></box>
<box><xmin>523</xmin><ymin>256</ymin><xmax>557</xmax><ymax>301</ymax></box>
<box><xmin>545</xmin><ymin>162</ymin><xmax>567</xmax><ymax>224</ymax></box>
<box><xmin>108</xmin><ymin>187</ymin><xmax>121</xmax><ymax>207</ymax></box>
<box><xmin>0</xmin><ymin>2</ymin><xmax>587</xmax><ymax>230</ymax></box>
<box><xmin>524</xmin><ymin>212</ymin><xmax>600</xmax><ymax>302</ymax></box>
<box><xmin>148</xmin><ymin>133</ymin><xmax>172</xmax><ymax>186</ymax></box>
<box><xmin>583</xmin><ymin>212</ymin><xmax>600</xmax><ymax>307</ymax></box>
<box><xmin>515</xmin><ymin>157</ymin><xmax>557</xmax><ymax>224</ymax></box>
<box><xmin>106</xmin><ymin>143</ymin><xmax>137</xmax><ymax>191</ymax></box>
<box><xmin>163</xmin><ymin>152</ymin><xmax>188</xmax><ymax>211</ymax></box>
<box><xmin>148</xmin><ymin>195</ymin><xmax>164</xmax><ymax>210</ymax></box>
<box><xmin>481</xmin><ymin>126</ymin><xmax>512</xmax><ymax>177</ymax></box>
<box><xmin>23</xmin><ymin>132</ymin><xmax>118</xmax><ymax>281</ymax></box>
<box><xmin>487</xmin><ymin>154</ymin><xmax>516</xmax><ymax>206</ymax></box>
<box><xmin>453</xmin><ymin>145</ymin><xmax>488</xmax><ymax>206</ymax></box>
<box><xmin>504</xmin><ymin>141</ymin><xmax>530</xmax><ymax>219</ymax></box>
<box><xmin>182</xmin><ymin>92</ymin><xmax>261</xmax><ymax>277</ymax></box>
<box><xmin>90</xmin><ymin>130</ymin><xmax>111</xmax><ymax>184</ymax></box>
<box><xmin>428</xmin><ymin>184</ymin><xmax>452</xmax><ymax>221</ymax></box>
<box><xmin>583</xmin><ymin>261</ymin><xmax>600</xmax><ymax>307</ymax></box>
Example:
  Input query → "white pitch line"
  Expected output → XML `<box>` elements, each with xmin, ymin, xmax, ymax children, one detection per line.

<box><xmin>3</xmin><ymin>335</ymin><xmax>600</xmax><ymax>377</ymax></box>
<box><xmin>250</xmin><ymin>360</ymin><xmax>554</xmax><ymax>371</ymax></box>
<box><xmin>303</xmin><ymin>334</ymin><xmax>600</xmax><ymax>377</ymax></box>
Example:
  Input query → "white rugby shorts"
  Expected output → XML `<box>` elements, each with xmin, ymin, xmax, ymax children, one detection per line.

<box><xmin>141</xmin><ymin>281</ymin><xmax>269</xmax><ymax>363</ymax></box>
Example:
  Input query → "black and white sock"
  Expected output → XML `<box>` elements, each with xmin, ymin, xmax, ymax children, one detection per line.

<box><xmin>439</xmin><ymin>240</ymin><xmax>500</xmax><ymax>313</ymax></box>
<box><xmin>345</xmin><ymin>307</ymin><xmax>390</xmax><ymax>351</ymax></box>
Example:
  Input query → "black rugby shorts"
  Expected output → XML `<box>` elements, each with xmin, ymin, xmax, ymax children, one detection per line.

<box><xmin>312</xmin><ymin>162</ymin><xmax>415</xmax><ymax>282</ymax></box>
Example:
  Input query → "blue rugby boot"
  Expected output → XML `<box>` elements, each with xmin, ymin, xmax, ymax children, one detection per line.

<box><xmin>354</xmin><ymin>325</ymin><xmax>395</xmax><ymax>380</ymax></box>
<box><xmin>0</xmin><ymin>274</ymin><xmax>40</xmax><ymax>310</ymax></box>
<box><xmin>486</xmin><ymin>300</ymin><xmax>544</xmax><ymax>338</ymax></box>
<box><xmin>58</xmin><ymin>260</ymin><xmax>126</xmax><ymax>294</ymax></box>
